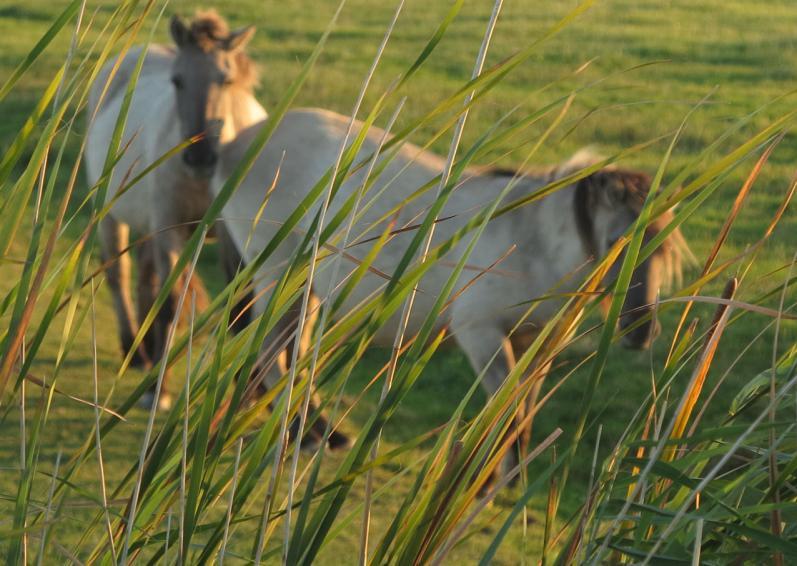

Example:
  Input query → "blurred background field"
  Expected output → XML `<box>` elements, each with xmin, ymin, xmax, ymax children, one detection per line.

<box><xmin>0</xmin><ymin>0</ymin><xmax>795</xmax><ymax>562</ymax></box>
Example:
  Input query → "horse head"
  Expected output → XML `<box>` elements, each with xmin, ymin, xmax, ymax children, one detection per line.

<box><xmin>575</xmin><ymin>168</ymin><xmax>687</xmax><ymax>350</ymax></box>
<box><xmin>169</xmin><ymin>10</ymin><xmax>257</xmax><ymax>178</ymax></box>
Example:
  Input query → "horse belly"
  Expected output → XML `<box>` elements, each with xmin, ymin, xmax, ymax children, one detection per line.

<box><xmin>331</xmin><ymin>284</ymin><xmax>449</xmax><ymax>347</ymax></box>
<box><xmin>312</xmin><ymin>241</ymin><xmax>453</xmax><ymax>348</ymax></box>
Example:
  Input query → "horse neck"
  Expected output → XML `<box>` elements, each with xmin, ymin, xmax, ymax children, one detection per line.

<box><xmin>221</xmin><ymin>87</ymin><xmax>267</xmax><ymax>144</ymax></box>
<box><xmin>499</xmin><ymin>173</ymin><xmax>594</xmax><ymax>282</ymax></box>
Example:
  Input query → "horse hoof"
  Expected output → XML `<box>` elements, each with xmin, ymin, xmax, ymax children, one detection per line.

<box><xmin>138</xmin><ymin>391</ymin><xmax>172</xmax><ymax>411</ymax></box>
<box><xmin>129</xmin><ymin>351</ymin><xmax>149</xmax><ymax>370</ymax></box>
<box><xmin>290</xmin><ymin>419</ymin><xmax>322</xmax><ymax>452</ymax></box>
<box><xmin>138</xmin><ymin>391</ymin><xmax>156</xmax><ymax>410</ymax></box>
<box><xmin>299</xmin><ymin>434</ymin><xmax>324</xmax><ymax>453</ymax></box>
<box><xmin>158</xmin><ymin>393</ymin><xmax>173</xmax><ymax>411</ymax></box>
<box><xmin>327</xmin><ymin>430</ymin><xmax>352</xmax><ymax>451</ymax></box>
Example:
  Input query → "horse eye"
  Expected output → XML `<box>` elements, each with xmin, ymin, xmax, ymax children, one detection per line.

<box><xmin>171</xmin><ymin>76</ymin><xmax>184</xmax><ymax>89</ymax></box>
<box><xmin>221</xmin><ymin>74</ymin><xmax>234</xmax><ymax>86</ymax></box>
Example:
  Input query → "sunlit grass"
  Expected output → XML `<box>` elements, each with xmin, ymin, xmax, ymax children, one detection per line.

<box><xmin>0</xmin><ymin>0</ymin><xmax>795</xmax><ymax>563</ymax></box>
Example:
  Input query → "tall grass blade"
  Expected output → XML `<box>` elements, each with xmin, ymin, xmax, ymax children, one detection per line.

<box><xmin>0</xmin><ymin>0</ymin><xmax>82</xmax><ymax>102</ymax></box>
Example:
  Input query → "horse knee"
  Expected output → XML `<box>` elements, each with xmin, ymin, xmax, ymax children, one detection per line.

<box><xmin>287</xmin><ymin>410</ymin><xmax>351</xmax><ymax>453</ymax></box>
<box><xmin>327</xmin><ymin>428</ymin><xmax>352</xmax><ymax>451</ymax></box>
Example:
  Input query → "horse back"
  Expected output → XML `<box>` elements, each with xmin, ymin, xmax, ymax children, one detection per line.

<box><xmin>88</xmin><ymin>44</ymin><xmax>175</xmax><ymax>118</ymax></box>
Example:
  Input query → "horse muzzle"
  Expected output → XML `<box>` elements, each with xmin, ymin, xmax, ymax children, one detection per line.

<box><xmin>182</xmin><ymin>145</ymin><xmax>218</xmax><ymax>179</ymax></box>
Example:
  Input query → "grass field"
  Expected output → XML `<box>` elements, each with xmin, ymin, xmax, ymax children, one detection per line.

<box><xmin>1</xmin><ymin>0</ymin><xmax>796</xmax><ymax>563</ymax></box>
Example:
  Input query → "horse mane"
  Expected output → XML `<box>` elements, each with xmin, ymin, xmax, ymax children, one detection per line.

<box><xmin>186</xmin><ymin>10</ymin><xmax>230</xmax><ymax>50</ymax></box>
<box><xmin>573</xmin><ymin>166</ymin><xmax>652</xmax><ymax>258</ymax></box>
<box><xmin>483</xmin><ymin>148</ymin><xmax>603</xmax><ymax>184</ymax></box>
<box><xmin>183</xmin><ymin>10</ymin><xmax>259</xmax><ymax>89</ymax></box>
<box><xmin>484</xmin><ymin>149</ymin><xmax>690</xmax><ymax>289</ymax></box>
<box><xmin>570</xmin><ymin>155</ymin><xmax>692</xmax><ymax>289</ymax></box>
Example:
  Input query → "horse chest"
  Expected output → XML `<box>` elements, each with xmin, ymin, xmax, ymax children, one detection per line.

<box><xmin>154</xmin><ymin>171</ymin><xmax>214</xmax><ymax>225</ymax></box>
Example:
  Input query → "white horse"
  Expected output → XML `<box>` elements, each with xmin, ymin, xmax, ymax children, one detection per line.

<box><xmin>84</xmin><ymin>11</ymin><xmax>266</xmax><ymax>409</ymax></box>
<box><xmin>214</xmin><ymin>108</ymin><xmax>685</xmax><ymax>476</ymax></box>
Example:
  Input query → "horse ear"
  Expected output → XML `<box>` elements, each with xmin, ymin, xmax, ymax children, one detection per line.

<box><xmin>225</xmin><ymin>25</ymin><xmax>255</xmax><ymax>51</ymax></box>
<box><xmin>170</xmin><ymin>15</ymin><xmax>190</xmax><ymax>47</ymax></box>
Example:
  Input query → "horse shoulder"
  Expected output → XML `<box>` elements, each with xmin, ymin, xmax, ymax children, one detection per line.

<box><xmin>89</xmin><ymin>44</ymin><xmax>174</xmax><ymax>116</ymax></box>
<box><xmin>217</xmin><ymin>120</ymin><xmax>264</xmax><ymax>184</ymax></box>
<box><xmin>87</xmin><ymin>43</ymin><xmax>177</xmax><ymax>191</ymax></box>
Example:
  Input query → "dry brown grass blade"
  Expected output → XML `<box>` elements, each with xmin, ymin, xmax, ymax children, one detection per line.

<box><xmin>666</xmin><ymin>136</ymin><xmax>782</xmax><ymax>365</ymax></box>
<box><xmin>345</xmin><ymin>214</ymin><xmax>457</xmax><ymax>249</ymax></box>
<box><xmin>0</xmin><ymin>172</ymin><xmax>84</xmax><ymax>398</ymax></box>
<box><xmin>408</xmin><ymin>367</ymin><xmax>543</xmax><ymax>550</ymax></box>
<box><xmin>447</xmin><ymin>358</ymin><xmax>570</xmax><ymax>514</ymax></box>
<box><xmin>658</xmin><ymin>295</ymin><xmax>796</xmax><ymax>320</ymax></box>
<box><xmin>442</xmin><ymin>245</ymin><xmax>517</xmax><ymax>307</ymax></box>
<box><xmin>759</xmin><ymin>177</ymin><xmax>797</xmax><ymax>241</ymax></box>
<box><xmin>632</xmin><ymin>404</ymin><xmax>657</xmax><ymax>479</ymax></box>
<box><xmin>542</xmin><ymin>446</ymin><xmax>558</xmax><ymax>565</ymax></box>
<box><xmin>54</xmin><ymin>219</ymin><xmax>211</xmax><ymax>318</ymax></box>
<box><xmin>658</xmin><ymin>173</ymin><xmax>796</xmax><ymax>332</ymax></box>
<box><xmin>411</xmin><ymin>441</ymin><xmax>465</xmax><ymax>565</ymax></box>
<box><xmin>706</xmin><ymin>136</ymin><xmax>782</xmax><ymax>274</ymax></box>
<box><xmin>430</xmin><ymin>428</ymin><xmax>563</xmax><ymax>565</ymax></box>
<box><xmin>415</xmin><ymin>374</ymin><xmax>561</xmax><ymax>561</ymax></box>
<box><xmin>22</xmin><ymin>372</ymin><xmax>125</xmax><ymax>421</ymax></box>
<box><xmin>622</xmin><ymin>318</ymin><xmax>698</xmax><ymax>536</ymax></box>
<box><xmin>664</xmin><ymin>278</ymin><xmax>737</xmax><ymax>462</ymax></box>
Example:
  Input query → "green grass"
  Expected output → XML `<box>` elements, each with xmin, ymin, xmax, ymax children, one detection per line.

<box><xmin>0</xmin><ymin>0</ymin><xmax>795</xmax><ymax>563</ymax></box>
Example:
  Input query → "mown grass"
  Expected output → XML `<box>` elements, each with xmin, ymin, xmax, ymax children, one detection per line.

<box><xmin>0</xmin><ymin>0</ymin><xmax>795</xmax><ymax>563</ymax></box>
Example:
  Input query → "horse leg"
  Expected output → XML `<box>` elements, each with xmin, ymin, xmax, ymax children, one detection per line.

<box><xmin>508</xmin><ymin>320</ymin><xmax>580</xmax><ymax>478</ymax></box>
<box><xmin>217</xmin><ymin>220</ymin><xmax>254</xmax><ymax>333</ymax></box>
<box><xmin>254</xmin><ymin>294</ymin><xmax>350</xmax><ymax>452</ymax></box>
<box><xmin>508</xmin><ymin>331</ymin><xmax>556</xmax><ymax>476</ymax></box>
<box><xmin>135</xmin><ymin>240</ymin><xmax>159</xmax><ymax>367</ymax></box>
<box><xmin>520</xmin><ymin>357</ymin><xmax>554</xmax><ymax>456</ymax></box>
<box><xmin>289</xmin><ymin>294</ymin><xmax>350</xmax><ymax>451</ymax></box>
<box><xmin>453</xmin><ymin>323</ymin><xmax>517</xmax><ymax>489</ymax></box>
<box><xmin>100</xmin><ymin>217</ymin><xmax>148</xmax><ymax>368</ymax></box>
<box><xmin>145</xmin><ymin>226</ymin><xmax>188</xmax><ymax>411</ymax></box>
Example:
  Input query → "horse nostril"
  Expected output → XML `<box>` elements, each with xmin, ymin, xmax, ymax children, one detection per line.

<box><xmin>182</xmin><ymin>148</ymin><xmax>216</xmax><ymax>171</ymax></box>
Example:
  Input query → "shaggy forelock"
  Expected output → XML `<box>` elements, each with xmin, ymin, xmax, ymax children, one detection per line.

<box><xmin>186</xmin><ymin>10</ymin><xmax>230</xmax><ymax>52</ymax></box>
<box><xmin>179</xmin><ymin>10</ymin><xmax>259</xmax><ymax>89</ymax></box>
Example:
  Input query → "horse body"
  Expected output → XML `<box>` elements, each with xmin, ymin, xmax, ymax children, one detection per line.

<box><xmin>220</xmin><ymin>109</ymin><xmax>604</xmax><ymax>357</ymax></box>
<box><xmin>84</xmin><ymin>11</ymin><xmax>265</xmax><ymax>408</ymax></box>
<box><xmin>215</xmin><ymin>108</ymin><xmax>683</xmax><ymax>471</ymax></box>
<box><xmin>87</xmin><ymin>44</ymin><xmax>265</xmax><ymax>230</ymax></box>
